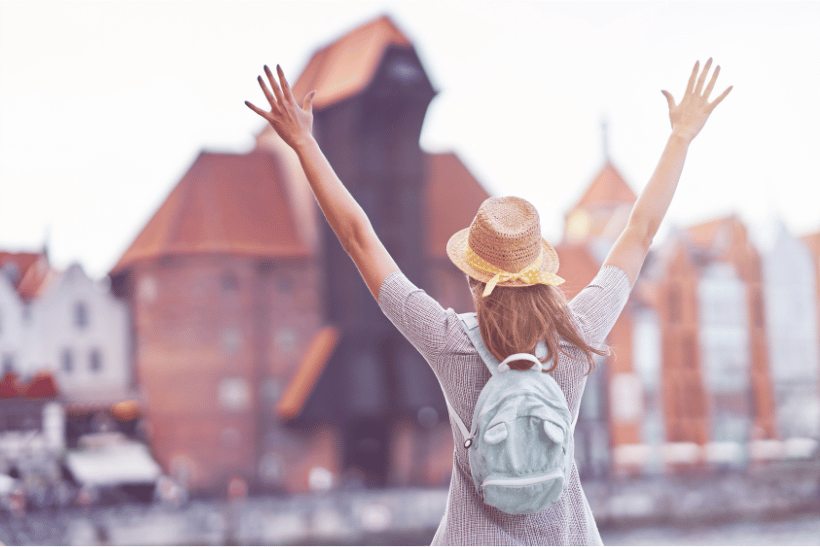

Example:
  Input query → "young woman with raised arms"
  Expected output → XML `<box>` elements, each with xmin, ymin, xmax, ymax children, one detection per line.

<box><xmin>246</xmin><ymin>59</ymin><xmax>730</xmax><ymax>545</ymax></box>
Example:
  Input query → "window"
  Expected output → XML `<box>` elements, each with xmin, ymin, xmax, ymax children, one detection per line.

<box><xmin>2</xmin><ymin>354</ymin><xmax>14</xmax><ymax>375</ymax></box>
<box><xmin>218</xmin><ymin>377</ymin><xmax>250</xmax><ymax>411</ymax></box>
<box><xmin>74</xmin><ymin>302</ymin><xmax>88</xmax><ymax>329</ymax></box>
<box><xmin>752</xmin><ymin>292</ymin><xmax>765</xmax><ymax>327</ymax></box>
<box><xmin>61</xmin><ymin>349</ymin><xmax>73</xmax><ymax>373</ymax></box>
<box><xmin>89</xmin><ymin>349</ymin><xmax>102</xmax><ymax>373</ymax></box>
<box><xmin>275</xmin><ymin>327</ymin><xmax>297</xmax><ymax>353</ymax></box>
<box><xmin>682</xmin><ymin>335</ymin><xmax>696</xmax><ymax>368</ymax></box>
<box><xmin>220</xmin><ymin>327</ymin><xmax>242</xmax><ymax>355</ymax></box>
<box><xmin>668</xmin><ymin>286</ymin><xmax>682</xmax><ymax>323</ymax></box>
<box><xmin>277</xmin><ymin>273</ymin><xmax>292</xmax><ymax>294</ymax></box>
<box><xmin>222</xmin><ymin>272</ymin><xmax>238</xmax><ymax>292</ymax></box>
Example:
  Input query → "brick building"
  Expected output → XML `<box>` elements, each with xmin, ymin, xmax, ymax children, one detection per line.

<box><xmin>110</xmin><ymin>15</ymin><xmax>488</xmax><ymax>494</ymax></box>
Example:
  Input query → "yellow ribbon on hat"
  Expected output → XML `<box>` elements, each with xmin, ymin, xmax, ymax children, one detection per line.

<box><xmin>465</xmin><ymin>245</ymin><xmax>565</xmax><ymax>297</ymax></box>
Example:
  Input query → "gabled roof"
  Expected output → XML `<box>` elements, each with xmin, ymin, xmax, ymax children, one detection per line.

<box><xmin>111</xmin><ymin>149</ymin><xmax>311</xmax><ymax>274</ymax></box>
<box><xmin>571</xmin><ymin>162</ymin><xmax>636</xmax><ymax>211</ymax></box>
<box><xmin>424</xmin><ymin>152</ymin><xmax>491</xmax><ymax>260</ymax></box>
<box><xmin>686</xmin><ymin>214</ymin><xmax>744</xmax><ymax>250</ymax></box>
<box><xmin>291</xmin><ymin>15</ymin><xmax>413</xmax><ymax>109</ymax></box>
<box><xmin>0</xmin><ymin>251</ymin><xmax>54</xmax><ymax>302</ymax></box>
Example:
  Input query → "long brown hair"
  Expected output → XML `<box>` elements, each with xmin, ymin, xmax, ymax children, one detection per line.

<box><xmin>469</xmin><ymin>278</ymin><xmax>607</xmax><ymax>374</ymax></box>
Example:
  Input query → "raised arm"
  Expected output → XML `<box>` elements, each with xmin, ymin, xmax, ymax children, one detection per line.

<box><xmin>245</xmin><ymin>65</ymin><xmax>400</xmax><ymax>299</ymax></box>
<box><xmin>603</xmin><ymin>59</ymin><xmax>732</xmax><ymax>284</ymax></box>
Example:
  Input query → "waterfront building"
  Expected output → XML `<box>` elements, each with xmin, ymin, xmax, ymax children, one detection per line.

<box><xmin>686</xmin><ymin>216</ymin><xmax>779</xmax><ymax>462</ymax></box>
<box><xmin>759</xmin><ymin>223</ymin><xmax>820</xmax><ymax>442</ymax></box>
<box><xmin>111</xmin><ymin>15</ymin><xmax>488</xmax><ymax>494</ymax></box>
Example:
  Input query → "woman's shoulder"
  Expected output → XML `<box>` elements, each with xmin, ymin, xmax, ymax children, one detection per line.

<box><xmin>567</xmin><ymin>265</ymin><xmax>632</xmax><ymax>343</ymax></box>
<box><xmin>378</xmin><ymin>271</ymin><xmax>469</xmax><ymax>361</ymax></box>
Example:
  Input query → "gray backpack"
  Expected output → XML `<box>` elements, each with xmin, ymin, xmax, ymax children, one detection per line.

<box><xmin>441</xmin><ymin>313</ymin><xmax>576</xmax><ymax>515</ymax></box>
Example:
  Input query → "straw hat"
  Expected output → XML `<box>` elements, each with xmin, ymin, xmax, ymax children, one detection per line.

<box><xmin>446</xmin><ymin>196</ymin><xmax>565</xmax><ymax>297</ymax></box>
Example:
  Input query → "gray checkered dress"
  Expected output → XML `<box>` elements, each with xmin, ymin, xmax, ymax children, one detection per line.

<box><xmin>378</xmin><ymin>265</ymin><xmax>631</xmax><ymax>545</ymax></box>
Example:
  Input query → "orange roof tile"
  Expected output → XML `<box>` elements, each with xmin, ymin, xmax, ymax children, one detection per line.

<box><xmin>0</xmin><ymin>251</ymin><xmax>54</xmax><ymax>301</ymax></box>
<box><xmin>111</xmin><ymin>149</ymin><xmax>311</xmax><ymax>274</ymax></box>
<box><xmin>571</xmin><ymin>162</ymin><xmax>637</xmax><ymax>211</ymax></box>
<box><xmin>276</xmin><ymin>326</ymin><xmax>340</xmax><ymax>419</ymax></box>
<box><xmin>291</xmin><ymin>15</ymin><xmax>413</xmax><ymax>109</ymax></box>
<box><xmin>424</xmin><ymin>152</ymin><xmax>491</xmax><ymax>260</ymax></box>
<box><xmin>686</xmin><ymin>215</ymin><xmax>741</xmax><ymax>249</ymax></box>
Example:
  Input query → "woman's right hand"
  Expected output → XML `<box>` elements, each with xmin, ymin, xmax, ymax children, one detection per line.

<box><xmin>661</xmin><ymin>58</ymin><xmax>732</xmax><ymax>143</ymax></box>
<box><xmin>245</xmin><ymin>64</ymin><xmax>317</xmax><ymax>151</ymax></box>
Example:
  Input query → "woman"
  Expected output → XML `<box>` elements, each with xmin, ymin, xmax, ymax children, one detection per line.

<box><xmin>246</xmin><ymin>60</ymin><xmax>730</xmax><ymax>545</ymax></box>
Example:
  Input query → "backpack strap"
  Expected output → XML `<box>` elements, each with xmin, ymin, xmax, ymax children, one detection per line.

<box><xmin>441</xmin><ymin>390</ymin><xmax>473</xmax><ymax>448</ymax></box>
<box><xmin>435</xmin><ymin>312</ymin><xmax>498</xmax><ymax>449</ymax></box>
<box><xmin>458</xmin><ymin>312</ymin><xmax>500</xmax><ymax>376</ymax></box>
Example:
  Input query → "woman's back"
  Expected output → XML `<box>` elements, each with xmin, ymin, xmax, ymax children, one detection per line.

<box><xmin>378</xmin><ymin>265</ymin><xmax>630</xmax><ymax>545</ymax></box>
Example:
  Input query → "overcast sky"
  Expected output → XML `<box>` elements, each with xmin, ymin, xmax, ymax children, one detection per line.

<box><xmin>1</xmin><ymin>1</ymin><xmax>818</xmax><ymax>278</ymax></box>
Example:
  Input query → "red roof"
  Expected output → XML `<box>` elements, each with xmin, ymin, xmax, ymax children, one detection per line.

<box><xmin>112</xmin><ymin>149</ymin><xmax>311</xmax><ymax>274</ymax></box>
<box><xmin>0</xmin><ymin>371</ymin><xmax>59</xmax><ymax>399</ymax></box>
<box><xmin>424</xmin><ymin>152</ymin><xmax>491</xmax><ymax>259</ymax></box>
<box><xmin>686</xmin><ymin>215</ymin><xmax>743</xmax><ymax>250</ymax></box>
<box><xmin>571</xmin><ymin>162</ymin><xmax>636</xmax><ymax>211</ymax></box>
<box><xmin>290</xmin><ymin>15</ymin><xmax>413</xmax><ymax>110</ymax></box>
<box><xmin>0</xmin><ymin>251</ymin><xmax>53</xmax><ymax>301</ymax></box>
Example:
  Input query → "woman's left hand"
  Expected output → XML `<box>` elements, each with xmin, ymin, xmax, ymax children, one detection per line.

<box><xmin>245</xmin><ymin>65</ymin><xmax>316</xmax><ymax>150</ymax></box>
<box><xmin>661</xmin><ymin>58</ymin><xmax>732</xmax><ymax>143</ymax></box>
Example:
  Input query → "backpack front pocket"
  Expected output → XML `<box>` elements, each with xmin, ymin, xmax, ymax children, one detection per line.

<box><xmin>481</xmin><ymin>471</ymin><xmax>566</xmax><ymax>515</ymax></box>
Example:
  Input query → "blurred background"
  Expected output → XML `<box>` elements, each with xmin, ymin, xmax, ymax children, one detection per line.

<box><xmin>1</xmin><ymin>1</ymin><xmax>819</xmax><ymax>545</ymax></box>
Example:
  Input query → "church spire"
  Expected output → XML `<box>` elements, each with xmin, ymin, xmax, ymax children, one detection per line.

<box><xmin>601</xmin><ymin>117</ymin><xmax>610</xmax><ymax>164</ymax></box>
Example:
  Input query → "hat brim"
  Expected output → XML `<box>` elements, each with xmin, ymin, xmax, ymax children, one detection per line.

<box><xmin>445</xmin><ymin>227</ymin><xmax>560</xmax><ymax>288</ymax></box>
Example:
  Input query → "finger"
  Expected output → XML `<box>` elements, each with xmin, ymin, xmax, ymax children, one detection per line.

<box><xmin>661</xmin><ymin>90</ymin><xmax>676</xmax><ymax>112</ymax></box>
<box><xmin>277</xmin><ymin>65</ymin><xmax>296</xmax><ymax>105</ymax></box>
<box><xmin>264</xmin><ymin>64</ymin><xmax>285</xmax><ymax>106</ymax></box>
<box><xmin>303</xmin><ymin>90</ymin><xmax>316</xmax><ymax>112</ymax></box>
<box><xmin>707</xmin><ymin>85</ymin><xmax>733</xmax><ymax>112</ymax></box>
<box><xmin>245</xmin><ymin>100</ymin><xmax>271</xmax><ymax>120</ymax></box>
<box><xmin>685</xmin><ymin>60</ymin><xmax>700</xmax><ymax>96</ymax></box>
<box><xmin>703</xmin><ymin>64</ymin><xmax>720</xmax><ymax>101</ymax></box>
<box><xmin>695</xmin><ymin>58</ymin><xmax>713</xmax><ymax>95</ymax></box>
<box><xmin>257</xmin><ymin>75</ymin><xmax>276</xmax><ymax>109</ymax></box>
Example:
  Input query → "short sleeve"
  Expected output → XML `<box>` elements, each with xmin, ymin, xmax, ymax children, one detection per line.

<box><xmin>377</xmin><ymin>272</ymin><xmax>459</xmax><ymax>365</ymax></box>
<box><xmin>568</xmin><ymin>265</ymin><xmax>632</xmax><ymax>345</ymax></box>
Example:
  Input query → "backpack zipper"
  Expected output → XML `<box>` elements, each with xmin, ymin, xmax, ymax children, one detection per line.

<box><xmin>481</xmin><ymin>471</ymin><xmax>563</xmax><ymax>490</ymax></box>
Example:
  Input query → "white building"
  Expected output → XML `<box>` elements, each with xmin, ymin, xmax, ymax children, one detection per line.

<box><xmin>759</xmin><ymin>223</ymin><xmax>820</xmax><ymax>440</ymax></box>
<box><xmin>697</xmin><ymin>261</ymin><xmax>753</xmax><ymax>444</ymax></box>
<box><xmin>0</xmin><ymin>255</ymin><xmax>133</xmax><ymax>406</ymax></box>
<box><xmin>28</xmin><ymin>263</ymin><xmax>133</xmax><ymax>405</ymax></box>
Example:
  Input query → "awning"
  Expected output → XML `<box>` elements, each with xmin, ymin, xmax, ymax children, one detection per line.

<box><xmin>65</xmin><ymin>442</ymin><xmax>162</xmax><ymax>486</ymax></box>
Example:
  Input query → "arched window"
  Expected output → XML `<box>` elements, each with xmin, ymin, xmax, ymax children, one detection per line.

<box><xmin>89</xmin><ymin>349</ymin><xmax>102</xmax><ymax>373</ymax></box>
<box><xmin>61</xmin><ymin>349</ymin><xmax>73</xmax><ymax>373</ymax></box>
<box><xmin>74</xmin><ymin>302</ymin><xmax>88</xmax><ymax>329</ymax></box>
<box><xmin>668</xmin><ymin>285</ymin><xmax>682</xmax><ymax>323</ymax></box>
